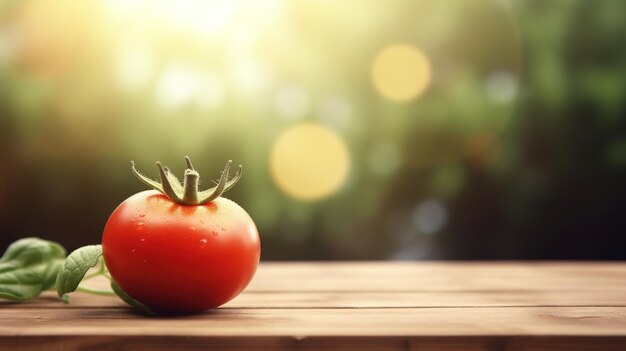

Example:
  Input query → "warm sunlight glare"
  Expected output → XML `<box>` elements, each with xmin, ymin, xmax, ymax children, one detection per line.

<box><xmin>270</xmin><ymin>123</ymin><xmax>350</xmax><ymax>201</ymax></box>
<box><xmin>371</xmin><ymin>43</ymin><xmax>432</xmax><ymax>102</ymax></box>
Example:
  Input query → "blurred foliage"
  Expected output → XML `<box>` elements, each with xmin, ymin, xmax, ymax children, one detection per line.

<box><xmin>0</xmin><ymin>0</ymin><xmax>624</xmax><ymax>259</ymax></box>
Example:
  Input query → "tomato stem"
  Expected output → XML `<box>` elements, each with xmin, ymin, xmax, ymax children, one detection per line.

<box><xmin>130</xmin><ymin>157</ymin><xmax>242</xmax><ymax>206</ymax></box>
<box><xmin>182</xmin><ymin>170</ymin><xmax>200</xmax><ymax>204</ymax></box>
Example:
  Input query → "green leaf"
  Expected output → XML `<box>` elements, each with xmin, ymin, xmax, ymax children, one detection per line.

<box><xmin>56</xmin><ymin>245</ymin><xmax>102</xmax><ymax>298</ymax></box>
<box><xmin>0</xmin><ymin>237</ymin><xmax>66</xmax><ymax>300</ymax></box>
<box><xmin>110</xmin><ymin>279</ymin><xmax>155</xmax><ymax>315</ymax></box>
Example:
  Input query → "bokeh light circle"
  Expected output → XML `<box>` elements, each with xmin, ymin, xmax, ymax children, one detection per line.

<box><xmin>270</xmin><ymin>122</ymin><xmax>350</xmax><ymax>201</ymax></box>
<box><xmin>371</xmin><ymin>43</ymin><xmax>432</xmax><ymax>102</ymax></box>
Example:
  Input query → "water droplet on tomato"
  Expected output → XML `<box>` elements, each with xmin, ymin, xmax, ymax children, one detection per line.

<box><xmin>200</xmin><ymin>239</ymin><xmax>207</xmax><ymax>244</ymax></box>
<box><xmin>190</xmin><ymin>226</ymin><xmax>196</xmax><ymax>231</ymax></box>
<box><xmin>142</xmin><ymin>259</ymin><xmax>147</xmax><ymax>263</ymax></box>
<box><xmin>131</xmin><ymin>249</ymin><xmax>136</xmax><ymax>253</ymax></box>
<box><xmin>140</xmin><ymin>238</ymin><xmax>146</xmax><ymax>242</ymax></box>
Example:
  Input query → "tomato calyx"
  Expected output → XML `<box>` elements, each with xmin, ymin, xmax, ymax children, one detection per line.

<box><xmin>131</xmin><ymin>156</ymin><xmax>242</xmax><ymax>206</ymax></box>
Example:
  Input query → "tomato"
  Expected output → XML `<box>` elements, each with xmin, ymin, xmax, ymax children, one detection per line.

<box><xmin>102</xmin><ymin>159</ymin><xmax>260</xmax><ymax>313</ymax></box>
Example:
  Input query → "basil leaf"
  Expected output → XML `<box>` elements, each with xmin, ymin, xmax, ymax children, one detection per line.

<box><xmin>110</xmin><ymin>280</ymin><xmax>155</xmax><ymax>315</ymax></box>
<box><xmin>56</xmin><ymin>245</ymin><xmax>102</xmax><ymax>297</ymax></box>
<box><xmin>0</xmin><ymin>237</ymin><xmax>66</xmax><ymax>300</ymax></box>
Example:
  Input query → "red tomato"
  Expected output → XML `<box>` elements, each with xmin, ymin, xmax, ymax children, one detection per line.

<box><xmin>102</xmin><ymin>190</ymin><xmax>260</xmax><ymax>312</ymax></box>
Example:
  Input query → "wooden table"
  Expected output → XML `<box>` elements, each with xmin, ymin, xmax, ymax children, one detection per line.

<box><xmin>2</xmin><ymin>262</ymin><xmax>626</xmax><ymax>350</ymax></box>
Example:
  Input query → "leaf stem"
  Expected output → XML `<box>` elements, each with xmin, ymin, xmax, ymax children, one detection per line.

<box><xmin>76</xmin><ymin>285</ymin><xmax>116</xmax><ymax>297</ymax></box>
<box><xmin>82</xmin><ymin>271</ymin><xmax>101</xmax><ymax>281</ymax></box>
<box><xmin>82</xmin><ymin>260</ymin><xmax>107</xmax><ymax>281</ymax></box>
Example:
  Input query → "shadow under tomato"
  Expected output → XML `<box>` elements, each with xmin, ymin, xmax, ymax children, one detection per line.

<box><xmin>119</xmin><ymin>306</ymin><xmax>244</xmax><ymax>319</ymax></box>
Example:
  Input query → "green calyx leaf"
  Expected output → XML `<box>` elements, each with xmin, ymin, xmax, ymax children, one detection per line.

<box><xmin>110</xmin><ymin>280</ymin><xmax>155</xmax><ymax>315</ymax></box>
<box><xmin>56</xmin><ymin>245</ymin><xmax>103</xmax><ymax>298</ymax></box>
<box><xmin>0</xmin><ymin>237</ymin><xmax>66</xmax><ymax>300</ymax></box>
<box><xmin>131</xmin><ymin>156</ymin><xmax>243</xmax><ymax>206</ymax></box>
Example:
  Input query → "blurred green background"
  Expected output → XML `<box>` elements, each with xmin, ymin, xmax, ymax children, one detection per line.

<box><xmin>1</xmin><ymin>0</ymin><xmax>625</xmax><ymax>260</ymax></box>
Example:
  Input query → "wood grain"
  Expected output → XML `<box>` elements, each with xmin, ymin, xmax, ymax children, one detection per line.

<box><xmin>4</xmin><ymin>290</ymin><xmax>626</xmax><ymax>309</ymax></box>
<box><xmin>1</xmin><ymin>262</ymin><xmax>625</xmax><ymax>350</ymax></box>
<box><xmin>245</xmin><ymin>262</ymin><xmax>626</xmax><ymax>292</ymax></box>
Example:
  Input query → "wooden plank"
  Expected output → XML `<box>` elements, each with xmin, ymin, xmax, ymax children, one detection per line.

<box><xmin>223</xmin><ymin>290</ymin><xmax>626</xmax><ymax>308</ymax></box>
<box><xmin>246</xmin><ymin>262</ymin><xmax>626</xmax><ymax>292</ymax></box>
<box><xmin>252</xmin><ymin>262</ymin><xmax>626</xmax><ymax>280</ymax></box>
<box><xmin>2</xmin><ymin>289</ymin><xmax>626</xmax><ymax>309</ymax></box>
<box><xmin>2</xmin><ymin>335</ymin><xmax>626</xmax><ymax>351</ymax></box>
<box><xmin>4</xmin><ymin>261</ymin><xmax>626</xmax><ymax>310</ymax></box>
<box><xmin>1</xmin><ymin>262</ymin><xmax>625</xmax><ymax>350</ymax></box>
<box><xmin>1</xmin><ymin>307</ymin><xmax>625</xmax><ymax>337</ymax></box>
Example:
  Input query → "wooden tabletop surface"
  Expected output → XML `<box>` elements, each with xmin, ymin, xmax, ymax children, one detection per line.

<box><xmin>2</xmin><ymin>262</ymin><xmax>626</xmax><ymax>350</ymax></box>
